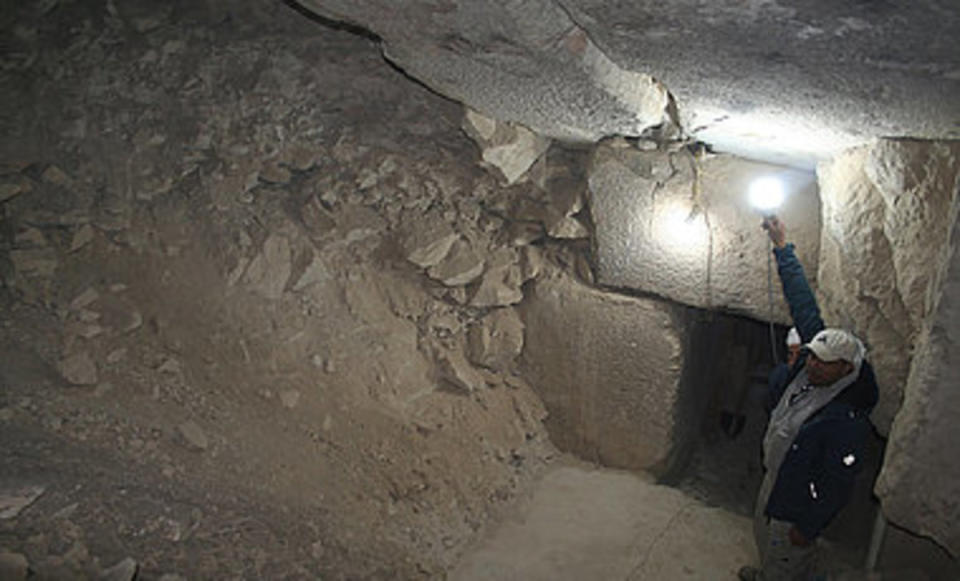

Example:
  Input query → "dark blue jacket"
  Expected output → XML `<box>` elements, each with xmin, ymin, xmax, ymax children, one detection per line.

<box><xmin>764</xmin><ymin>244</ymin><xmax>878</xmax><ymax>540</ymax></box>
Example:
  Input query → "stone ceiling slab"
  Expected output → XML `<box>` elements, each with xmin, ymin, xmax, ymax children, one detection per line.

<box><xmin>297</xmin><ymin>0</ymin><xmax>960</xmax><ymax>168</ymax></box>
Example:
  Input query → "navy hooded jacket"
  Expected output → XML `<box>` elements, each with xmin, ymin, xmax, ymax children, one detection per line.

<box><xmin>764</xmin><ymin>244</ymin><xmax>879</xmax><ymax>540</ymax></box>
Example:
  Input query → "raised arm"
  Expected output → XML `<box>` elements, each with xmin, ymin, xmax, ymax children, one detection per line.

<box><xmin>763</xmin><ymin>217</ymin><xmax>825</xmax><ymax>343</ymax></box>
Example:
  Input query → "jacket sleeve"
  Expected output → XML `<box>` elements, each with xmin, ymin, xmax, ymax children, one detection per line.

<box><xmin>767</xmin><ymin>363</ymin><xmax>790</xmax><ymax>412</ymax></box>
<box><xmin>773</xmin><ymin>243</ymin><xmax>825</xmax><ymax>343</ymax></box>
<box><xmin>791</xmin><ymin>419</ymin><xmax>869</xmax><ymax>540</ymax></box>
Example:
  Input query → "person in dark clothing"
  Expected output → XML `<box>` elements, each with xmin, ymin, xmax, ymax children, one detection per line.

<box><xmin>739</xmin><ymin>217</ymin><xmax>879</xmax><ymax>581</ymax></box>
<box><xmin>767</xmin><ymin>327</ymin><xmax>802</xmax><ymax>412</ymax></box>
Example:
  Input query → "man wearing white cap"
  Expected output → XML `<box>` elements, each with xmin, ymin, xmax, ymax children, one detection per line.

<box><xmin>740</xmin><ymin>217</ymin><xmax>878</xmax><ymax>581</ymax></box>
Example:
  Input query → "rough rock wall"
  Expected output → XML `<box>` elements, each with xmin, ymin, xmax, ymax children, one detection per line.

<box><xmin>588</xmin><ymin>142</ymin><xmax>820</xmax><ymax>324</ymax></box>
<box><xmin>873</xmin><ymin>146</ymin><xmax>960</xmax><ymax>557</ymax></box>
<box><xmin>0</xmin><ymin>1</ymin><xmax>563</xmax><ymax>577</ymax></box>
<box><xmin>517</xmin><ymin>269</ymin><xmax>689</xmax><ymax>475</ymax></box>
<box><xmin>816</xmin><ymin>140</ymin><xmax>960</xmax><ymax>434</ymax></box>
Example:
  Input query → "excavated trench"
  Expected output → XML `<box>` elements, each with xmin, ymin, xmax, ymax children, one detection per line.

<box><xmin>2</xmin><ymin>1</ymin><xmax>959</xmax><ymax>580</ymax></box>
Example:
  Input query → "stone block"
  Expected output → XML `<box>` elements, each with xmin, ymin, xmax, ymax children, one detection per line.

<box><xmin>517</xmin><ymin>271</ymin><xmax>689</xmax><ymax>474</ymax></box>
<box><xmin>816</xmin><ymin>140</ymin><xmax>960</xmax><ymax>433</ymax></box>
<box><xmin>869</xmin><ymin>141</ymin><xmax>960</xmax><ymax>558</ymax></box>
<box><xmin>588</xmin><ymin>145</ymin><xmax>820</xmax><ymax>324</ymax></box>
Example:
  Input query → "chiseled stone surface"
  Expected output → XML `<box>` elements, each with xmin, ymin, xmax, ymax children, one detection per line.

<box><xmin>865</xmin><ymin>142</ymin><xmax>960</xmax><ymax>558</ymax></box>
<box><xmin>295</xmin><ymin>0</ymin><xmax>960</xmax><ymax>167</ymax></box>
<box><xmin>876</xmin><ymin>233</ymin><xmax>960</xmax><ymax>557</ymax></box>
<box><xmin>816</xmin><ymin>140</ymin><xmax>960</xmax><ymax>434</ymax></box>
<box><xmin>296</xmin><ymin>0</ymin><xmax>671</xmax><ymax>144</ymax></box>
<box><xmin>588</xmin><ymin>144</ymin><xmax>820</xmax><ymax>324</ymax></box>
<box><xmin>518</xmin><ymin>270</ymin><xmax>688</xmax><ymax>475</ymax></box>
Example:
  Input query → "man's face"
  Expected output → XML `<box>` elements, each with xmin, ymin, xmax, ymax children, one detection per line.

<box><xmin>806</xmin><ymin>352</ymin><xmax>853</xmax><ymax>386</ymax></box>
<box><xmin>786</xmin><ymin>344</ymin><xmax>801</xmax><ymax>366</ymax></box>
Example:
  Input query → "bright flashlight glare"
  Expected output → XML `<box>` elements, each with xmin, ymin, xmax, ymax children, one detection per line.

<box><xmin>660</xmin><ymin>205</ymin><xmax>707</xmax><ymax>249</ymax></box>
<box><xmin>748</xmin><ymin>177</ymin><xmax>785</xmax><ymax>211</ymax></box>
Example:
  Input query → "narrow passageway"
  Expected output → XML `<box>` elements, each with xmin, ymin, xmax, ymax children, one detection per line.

<box><xmin>451</xmin><ymin>461</ymin><xmax>756</xmax><ymax>581</ymax></box>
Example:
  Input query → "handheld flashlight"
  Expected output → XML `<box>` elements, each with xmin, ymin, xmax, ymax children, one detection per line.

<box><xmin>748</xmin><ymin>176</ymin><xmax>785</xmax><ymax>218</ymax></box>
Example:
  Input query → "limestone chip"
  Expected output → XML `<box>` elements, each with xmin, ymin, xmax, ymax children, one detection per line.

<box><xmin>10</xmin><ymin>248</ymin><xmax>58</xmax><ymax>278</ymax></box>
<box><xmin>177</xmin><ymin>421</ymin><xmax>209</xmax><ymax>451</ymax></box>
<box><xmin>462</xmin><ymin>108</ymin><xmax>550</xmax><ymax>185</ymax></box>
<box><xmin>242</xmin><ymin>233</ymin><xmax>292</xmax><ymax>300</ymax></box>
<box><xmin>436</xmin><ymin>349</ymin><xmax>487</xmax><ymax>394</ymax></box>
<box><xmin>100</xmin><ymin>557</ymin><xmax>138</xmax><ymax>581</ymax></box>
<box><xmin>69</xmin><ymin>224</ymin><xmax>95</xmax><ymax>252</ymax></box>
<box><xmin>467</xmin><ymin>308</ymin><xmax>525</xmax><ymax>371</ymax></box>
<box><xmin>427</xmin><ymin>239</ymin><xmax>485</xmax><ymax>286</ymax></box>
<box><xmin>401</xmin><ymin>209</ymin><xmax>458</xmax><ymax>268</ymax></box>
<box><xmin>60</xmin><ymin>352</ymin><xmax>98</xmax><ymax>385</ymax></box>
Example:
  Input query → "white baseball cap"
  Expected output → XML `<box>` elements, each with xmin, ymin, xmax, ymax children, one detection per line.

<box><xmin>786</xmin><ymin>327</ymin><xmax>801</xmax><ymax>347</ymax></box>
<box><xmin>806</xmin><ymin>328</ymin><xmax>864</xmax><ymax>365</ymax></box>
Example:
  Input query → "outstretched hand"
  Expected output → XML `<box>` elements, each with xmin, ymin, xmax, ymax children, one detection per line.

<box><xmin>762</xmin><ymin>216</ymin><xmax>787</xmax><ymax>249</ymax></box>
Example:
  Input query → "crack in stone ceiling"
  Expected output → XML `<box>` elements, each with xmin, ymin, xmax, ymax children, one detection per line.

<box><xmin>296</xmin><ymin>0</ymin><xmax>960</xmax><ymax>168</ymax></box>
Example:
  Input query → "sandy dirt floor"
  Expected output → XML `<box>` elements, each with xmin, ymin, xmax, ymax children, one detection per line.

<box><xmin>451</xmin><ymin>461</ymin><xmax>758</xmax><ymax>581</ymax></box>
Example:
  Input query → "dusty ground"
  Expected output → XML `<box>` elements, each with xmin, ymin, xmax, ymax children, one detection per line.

<box><xmin>451</xmin><ymin>461</ymin><xmax>757</xmax><ymax>581</ymax></box>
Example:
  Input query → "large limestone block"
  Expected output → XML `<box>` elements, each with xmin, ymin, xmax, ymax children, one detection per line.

<box><xmin>517</xmin><ymin>271</ymin><xmax>688</xmax><ymax>474</ymax></box>
<box><xmin>296</xmin><ymin>1</ymin><xmax>671</xmax><ymax>144</ymax></box>
<box><xmin>816</xmin><ymin>140</ymin><xmax>960</xmax><ymax>433</ymax></box>
<box><xmin>875</xmin><ymin>200</ymin><xmax>960</xmax><ymax>558</ymax></box>
<box><xmin>296</xmin><ymin>1</ymin><xmax>960</xmax><ymax>168</ymax></box>
<box><xmin>588</xmin><ymin>144</ymin><xmax>820</xmax><ymax>324</ymax></box>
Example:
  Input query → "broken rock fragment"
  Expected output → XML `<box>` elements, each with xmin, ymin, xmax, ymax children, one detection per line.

<box><xmin>467</xmin><ymin>308</ymin><xmax>525</xmax><ymax>371</ymax></box>
<box><xmin>59</xmin><ymin>352</ymin><xmax>98</xmax><ymax>385</ymax></box>
<box><xmin>96</xmin><ymin>295</ymin><xmax>143</xmax><ymax>334</ymax></box>
<box><xmin>427</xmin><ymin>239</ymin><xmax>485</xmax><ymax>286</ymax></box>
<box><xmin>10</xmin><ymin>248</ymin><xmax>58</xmax><ymax>278</ymax></box>
<box><xmin>177</xmin><ymin>421</ymin><xmax>209</xmax><ymax>451</ymax></box>
<box><xmin>100</xmin><ymin>557</ymin><xmax>138</xmax><ymax>581</ymax></box>
<box><xmin>0</xmin><ymin>484</ymin><xmax>46</xmax><ymax>519</ymax></box>
<box><xmin>471</xmin><ymin>252</ymin><xmax>525</xmax><ymax>307</ymax></box>
<box><xmin>242</xmin><ymin>233</ymin><xmax>292</xmax><ymax>299</ymax></box>
<box><xmin>436</xmin><ymin>349</ymin><xmax>486</xmax><ymax>394</ymax></box>
<box><xmin>462</xmin><ymin>108</ymin><xmax>550</xmax><ymax>185</ymax></box>
<box><xmin>401</xmin><ymin>209</ymin><xmax>458</xmax><ymax>268</ymax></box>
<box><xmin>0</xmin><ymin>176</ymin><xmax>31</xmax><ymax>203</ymax></box>
<box><xmin>69</xmin><ymin>287</ymin><xmax>100</xmax><ymax>311</ymax></box>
